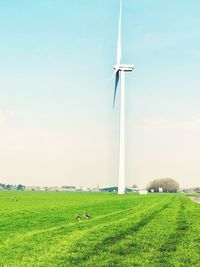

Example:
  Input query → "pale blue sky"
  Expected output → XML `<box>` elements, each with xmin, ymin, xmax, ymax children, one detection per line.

<box><xmin>0</xmin><ymin>0</ymin><xmax>200</xmax><ymax>188</ymax></box>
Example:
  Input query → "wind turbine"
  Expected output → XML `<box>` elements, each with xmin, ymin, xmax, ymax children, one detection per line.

<box><xmin>112</xmin><ymin>0</ymin><xmax>134</xmax><ymax>195</ymax></box>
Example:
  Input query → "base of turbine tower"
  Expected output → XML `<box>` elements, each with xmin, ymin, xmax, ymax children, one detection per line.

<box><xmin>118</xmin><ymin>188</ymin><xmax>125</xmax><ymax>195</ymax></box>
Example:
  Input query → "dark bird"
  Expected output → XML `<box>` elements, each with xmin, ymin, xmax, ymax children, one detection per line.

<box><xmin>83</xmin><ymin>211</ymin><xmax>90</xmax><ymax>220</ymax></box>
<box><xmin>75</xmin><ymin>214</ymin><xmax>81</xmax><ymax>221</ymax></box>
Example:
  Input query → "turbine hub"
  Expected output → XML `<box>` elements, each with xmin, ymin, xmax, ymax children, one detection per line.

<box><xmin>114</xmin><ymin>64</ymin><xmax>134</xmax><ymax>72</ymax></box>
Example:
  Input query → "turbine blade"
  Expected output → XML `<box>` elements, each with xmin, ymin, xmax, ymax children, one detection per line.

<box><xmin>110</xmin><ymin>69</ymin><xmax>118</xmax><ymax>81</ymax></box>
<box><xmin>113</xmin><ymin>71</ymin><xmax>120</xmax><ymax>107</ymax></box>
<box><xmin>117</xmin><ymin>0</ymin><xmax>122</xmax><ymax>65</ymax></box>
<box><xmin>105</xmin><ymin>69</ymin><xmax>119</xmax><ymax>91</ymax></box>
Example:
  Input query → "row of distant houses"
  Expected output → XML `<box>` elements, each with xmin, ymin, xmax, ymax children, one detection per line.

<box><xmin>182</xmin><ymin>187</ymin><xmax>200</xmax><ymax>194</ymax></box>
<box><xmin>25</xmin><ymin>185</ymin><xmax>101</xmax><ymax>192</ymax></box>
<box><xmin>3</xmin><ymin>183</ymin><xmax>195</xmax><ymax>193</ymax></box>
<box><xmin>0</xmin><ymin>183</ymin><xmax>101</xmax><ymax>192</ymax></box>
<box><xmin>0</xmin><ymin>183</ymin><xmax>141</xmax><ymax>193</ymax></box>
<box><xmin>0</xmin><ymin>183</ymin><xmax>154</xmax><ymax>193</ymax></box>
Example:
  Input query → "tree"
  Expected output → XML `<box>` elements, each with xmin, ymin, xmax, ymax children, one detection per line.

<box><xmin>147</xmin><ymin>178</ymin><xmax>180</xmax><ymax>193</ymax></box>
<box><xmin>17</xmin><ymin>184</ymin><xmax>25</xmax><ymax>191</ymax></box>
<box><xmin>5</xmin><ymin>184</ymin><xmax>11</xmax><ymax>190</ymax></box>
<box><xmin>0</xmin><ymin>183</ymin><xmax>5</xmax><ymax>189</ymax></box>
<box><xmin>132</xmin><ymin>184</ymin><xmax>138</xmax><ymax>189</ymax></box>
<box><xmin>194</xmin><ymin>187</ymin><xmax>200</xmax><ymax>193</ymax></box>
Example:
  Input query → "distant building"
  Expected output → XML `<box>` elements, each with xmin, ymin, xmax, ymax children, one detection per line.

<box><xmin>25</xmin><ymin>186</ymin><xmax>41</xmax><ymax>191</ymax></box>
<box><xmin>62</xmin><ymin>186</ymin><xmax>76</xmax><ymax>191</ymax></box>
<box><xmin>75</xmin><ymin>186</ymin><xmax>83</xmax><ymax>191</ymax></box>
<box><xmin>88</xmin><ymin>187</ymin><xmax>100</xmax><ymax>192</ymax></box>
<box><xmin>48</xmin><ymin>186</ymin><xmax>61</xmax><ymax>191</ymax></box>
<box><xmin>127</xmin><ymin>186</ymin><xmax>139</xmax><ymax>193</ymax></box>
<box><xmin>101</xmin><ymin>187</ymin><xmax>118</xmax><ymax>192</ymax></box>
<box><xmin>41</xmin><ymin>187</ymin><xmax>47</xmax><ymax>191</ymax></box>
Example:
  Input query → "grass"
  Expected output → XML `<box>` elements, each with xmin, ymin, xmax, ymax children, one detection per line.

<box><xmin>0</xmin><ymin>191</ymin><xmax>200</xmax><ymax>266</ymax></box>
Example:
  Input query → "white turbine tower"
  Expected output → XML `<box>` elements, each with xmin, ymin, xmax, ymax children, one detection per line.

<box><xmin>112</xmin><ymin>0</ymin><xmax>134</xmax><ymax>195</ymax></box>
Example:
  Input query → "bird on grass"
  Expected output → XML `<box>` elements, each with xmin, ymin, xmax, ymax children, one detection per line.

<box><xmin>75</xmin><ymin>214</ymin><xmax>81</xmax><ymax>221</ymax></box>
<box><xmin>83</xmin><ymin>211</ymin><xmax>90</xmax><ymax>220</ymax></box>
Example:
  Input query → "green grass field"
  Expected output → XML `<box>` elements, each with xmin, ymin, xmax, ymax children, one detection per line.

<box><xmin>0</xmin><ymin>192</ymin><xmax>200</xmax><ymax>267</ymax></box>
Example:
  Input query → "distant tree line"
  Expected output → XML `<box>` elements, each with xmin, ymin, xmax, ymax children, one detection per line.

<box><xmin>182</xmin><ymin>187</ymin><xmax>200</xmax><ymax>194</ymax></box>
<box><xmin>147</xmin><ymin>178</ymin><xmax>180</xmax><ymax>193</ymax></box>
<box><xmin>0</xmin><ymin>183</ymin><xmax>25</xmax><ymax>191</ymax></box>
<box><xmin>1</xmin><ymin>180</ymin><xmax>198</xmax><ymax>194</ymax></box>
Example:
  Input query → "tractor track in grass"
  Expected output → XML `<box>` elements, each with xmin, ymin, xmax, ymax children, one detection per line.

<box><xmin>1</xmin><ymin>200</ymin><xmax>153</xmax><ymax>265</ymax></box>
<box><xmin>155</xmin><ymin>198</ymin><xmax>190</xmax><ymax>266</ymax></box>
<box><xmin>2</xmin><ymin>193</ymin><xmax>197</xmax><ymax>267</ymax></box>
<box><xmin>59</xmin><ymin>201</ymin><xmax>172</xmax><ymax>266</ymax></box>
<box><xmin>32</xmin><ymin>200</ymin><xmax>166</xmax><ymax>266</ymax></box>
<box><xmin>1</xmin><ymin>201</ymin><xmax>146</xmax><ymax>250</ymax></box>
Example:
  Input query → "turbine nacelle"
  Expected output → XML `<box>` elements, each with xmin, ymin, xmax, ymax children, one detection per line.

<box><xmin>114</xmin><ymin>64</ymin><xmax>134</xmax><ymax>72</ymax></box>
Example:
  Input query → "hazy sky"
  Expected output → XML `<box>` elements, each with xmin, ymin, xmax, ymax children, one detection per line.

<box><xmin>0</xmin><ymin>0</ymin><xmax>200</xmax><ymax>188</ymax></box>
